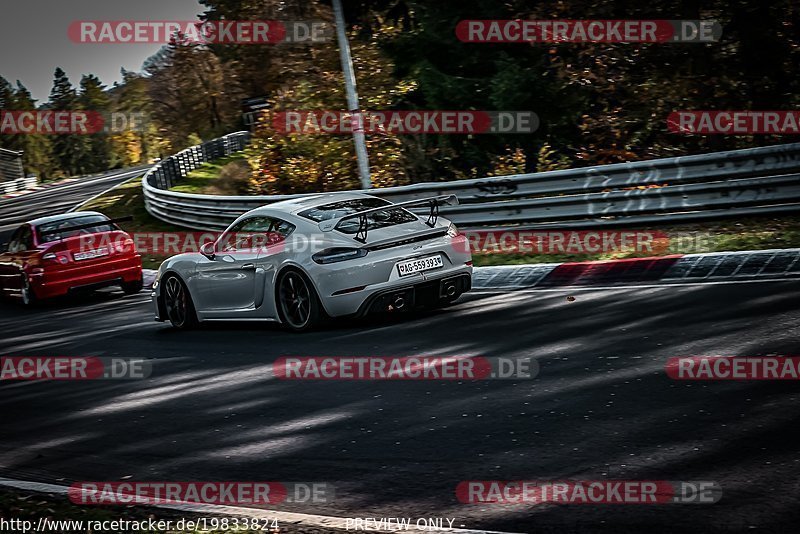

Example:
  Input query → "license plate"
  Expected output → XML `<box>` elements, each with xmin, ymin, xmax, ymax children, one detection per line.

<box><xmin>397</xmin><ymin>255</ymin><xmax>444</xmax><ymax>277</ymax></box>
<box><xmin>74</xmin><ymin>247</ymin><xmax>109</xmax><ymax>261</ymax></box>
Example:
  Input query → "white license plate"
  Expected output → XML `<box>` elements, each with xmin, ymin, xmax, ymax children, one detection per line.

<box><xmin>74</xmin><ymin>247</ymin><xmax>109</xmax><ymax>261</ymax></box>
<box><xmin>397</xmin><ymin>255</ymin><xmax>444</xmax><ymax>277</ymax></box>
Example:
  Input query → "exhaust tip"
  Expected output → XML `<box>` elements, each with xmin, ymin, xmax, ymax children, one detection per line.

<box><xmin>393</xmin><ymin>295</ymin><xmax>406</xmax><ymax>309</ymax></box>
<box><xmin>445</xmin><ymin>284</ymin><xmax>457</xmax><ymax>297</ymax></box>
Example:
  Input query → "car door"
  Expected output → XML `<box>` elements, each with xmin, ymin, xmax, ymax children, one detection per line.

<box><xmin>253</xmin><ymin>217</ymin><xmax>296</xmax><ymax>314</ymax></box>
<box><xmin>192</xmin><ymin>217</ymin><xmax>271</xmax><ymax>313</ymax></box>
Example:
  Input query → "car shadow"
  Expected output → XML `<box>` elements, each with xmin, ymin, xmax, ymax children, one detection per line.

<box><xmin>0</xmin><ymin>287</ymin><xmax>143</xmax><ymax>312</ymax></box>
<box><xmin>151</xmin><ymin>295</ymin><xmax>483</xmax><ymax>335</ymax></box>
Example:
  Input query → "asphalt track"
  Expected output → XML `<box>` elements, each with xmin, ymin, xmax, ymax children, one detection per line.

<box><xmin>1</xmin><ymin>175</ymin><xmax>800</xmax><ymax>533</ymax></box>
<box><xmin>0</xmin><ymin>279</ymin><xmax>799</xmax><ymax>533</ymax></box>
<box><xmin>0</xmin><ymin>166</ymin><xmax>148</xmax><ymax>243</ymax></box>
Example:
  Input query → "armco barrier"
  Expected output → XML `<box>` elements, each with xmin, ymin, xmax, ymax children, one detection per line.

<box><xmin>143</xmin><ymin>132</ymin><xmax>800</xmax><ymax>231</ymax></box>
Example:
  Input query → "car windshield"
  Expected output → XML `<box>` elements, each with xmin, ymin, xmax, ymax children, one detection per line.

<box><xmin>36</xmin><ymin>215</ymin><xmax>116</xmax><ymax>243</ymax></box>
<box><xmin>299</xmin><ymin>198</ymin><xmax>417</xmax><ymax>234</ymax></box>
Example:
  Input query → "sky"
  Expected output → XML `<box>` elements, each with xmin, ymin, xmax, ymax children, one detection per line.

<box><xmin>0</xmin><ymin>0</ymin><xmax>206</xmax><ymax>103</ymax></box>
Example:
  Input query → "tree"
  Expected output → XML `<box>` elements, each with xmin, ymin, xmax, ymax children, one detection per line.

<box><xmin>79</xmin><ymin>74</ymin><xmax>111</xmax><ymax>172</ymax></box>
<box><xmin>108</xmin><ymin>69</ymin><xmax>168</xmax><ymax>166</ymax></box>
<box><xmin>48</xmin><ymin>68</ymin><xmax>91</xmax><ymax>176</ymax></box>
<box><xmin>0</xmin><ymin>77</ymin><xmax>56</xmax><ymax>179</ymax></box>
<box><xmin>0</xmin><ymin>75</ymin><xmax>23</xmax><ymax>153</ymax></box>
<box><xmin>144</xmin><ymin>38</ymin><xmax>243</xmax><ymax>149</ymax></box>
<box><xmin>12</xmin><ymin>82</ymin><xmax>56</xmax><ymax>179</ymax></box>
<box><xmin>6</xmin><ymin>0</ymin><xmax>798</xmax><ymax>186</ymax></box>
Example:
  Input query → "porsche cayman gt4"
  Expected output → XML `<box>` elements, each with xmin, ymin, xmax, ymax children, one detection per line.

<box><xmin>151</xmin><ymin>192</ymin><xmax>473</xmax><ymax>331</ymax></box>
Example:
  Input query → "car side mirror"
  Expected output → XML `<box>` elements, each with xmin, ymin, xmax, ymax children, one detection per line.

<box><xmin>200</xmin><ymin>241</ymin><xmax>216</xmax><ymax>260</ymax></box>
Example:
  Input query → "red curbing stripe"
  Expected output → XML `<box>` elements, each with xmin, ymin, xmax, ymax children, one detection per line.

<box><xmin>538</xmin><ymin>254</ymin><xmax>685</xmax><ymax>287</ymax></box>
<box><xmin>557</xmin><ymin>254</ymin><xmax>686</xmax><ymax>267</ymax></box>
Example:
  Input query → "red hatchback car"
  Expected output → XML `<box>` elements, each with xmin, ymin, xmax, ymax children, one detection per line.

<box><xmin>0</xmin><ymin>211</ymin><xmax>143</xmax><ymax>305</ymax></box>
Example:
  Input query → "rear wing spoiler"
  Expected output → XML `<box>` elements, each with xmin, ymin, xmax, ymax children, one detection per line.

<box><xmin>318</xmin><ymin>195</ymin><xmax>458</xmax><ymax>243</ymax></box>
<box><xmin>38</xmin><ymin>215</ymin><xmax>133</xmax><ymax>238</ymax></box>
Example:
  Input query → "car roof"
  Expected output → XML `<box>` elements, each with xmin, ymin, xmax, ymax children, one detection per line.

<box><xmin>27</xmin><ymin>211</ymin><xmax>107</xmax><ymax>227</ymax></box>
<box><xmin>248</xmin><ymin>191</ymin><xmax>382</xmax><ymax>217</ymax></box>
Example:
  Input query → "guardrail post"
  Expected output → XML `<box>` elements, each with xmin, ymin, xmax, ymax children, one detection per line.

<box><xmin>167</xmin><ymin>158</ymin><xmax>178</xmax><ymax>188</ymax></box>
<box><xmin>153</xmin><ymin>168</ymin><xmax>164</xmax><ymax>189</ymax></box>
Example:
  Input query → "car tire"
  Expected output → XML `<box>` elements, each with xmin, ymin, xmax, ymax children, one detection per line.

<box><xmin>20</xmin><ymin>274</ymin><xmax>37</xmax><ymax>307</ymax></box>
<box><xmin>121</xmin><ymin>276</ymin><xmax>144</xmax><ymax>295</ymax></box>
<box><xmin>161</xmin><ymin>275</ymin><xmax>198</xmax><ymax>329</ymax></box>
<box><xmin>276</xmin><ymin>269</ymin><xmax>322</xmax><ymax>333</ymax></box>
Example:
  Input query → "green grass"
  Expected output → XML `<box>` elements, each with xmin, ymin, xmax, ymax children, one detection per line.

<box><xmin>471</xmin><ymin>215</ymin><xmax>800</xmax><ymax>266</ymax></box>
<box><xmin>170</xmin><ymin>153</ymin><xmax>248</xmax><ymax>194</ymax></box>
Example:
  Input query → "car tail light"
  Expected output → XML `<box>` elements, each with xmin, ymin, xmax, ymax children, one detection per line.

<box><xmin>312</xmin><ymin>247</ymin><xmax>368</xmax><ymax>264</ymax></box>
<box><xmin>42</xmin><ymin>252</ymin><xmax>69</xmax><ymax>264</ymax></box>
<box><xmin>115</xmin><ymin>238</ymin><xmax>135</xmax><ymax>254</ymax></box>
<box><xmin>447</xmin><ymin>223</ymin><xmax>460</xmax><ymax>238</ymax></box>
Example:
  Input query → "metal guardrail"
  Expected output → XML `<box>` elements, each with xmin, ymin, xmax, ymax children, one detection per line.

<box><xmin>143</xmin><ymin>132</ymin><xmax>800</xmax><ymax>231</ymax></box>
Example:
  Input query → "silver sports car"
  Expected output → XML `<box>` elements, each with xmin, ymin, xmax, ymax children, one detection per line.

<box><xmin>151</xmin><ymin>192</ymin><xmax>473</xmax><ymax>330</ymax></box>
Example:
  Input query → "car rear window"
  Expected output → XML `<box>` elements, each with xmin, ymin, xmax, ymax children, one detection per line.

<box><xmin>299</xmin><ymin>198</ymin><xmax>417</xmax><ymax>234</ymax></box>
<box><xmin>37</xmin><ymin>215</ymin><xmax>117</xmax><ymax>243</ymax></box>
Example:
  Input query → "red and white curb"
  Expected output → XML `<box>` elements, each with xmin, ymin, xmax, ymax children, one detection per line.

<box><xmin>142</xmin><ymin>249</ymin><xmax>800</xmax><ymax>293</ymax></box>
<box><xmin>1</xmin><ymin>186</ymin><xmax>45</xmax><ymax>199</ymax></box>
<box><xmin>1</xmin><ymin>178</ymin><xmax>84</xmax><ymax>198</ymax></box>
<box><xmin>472</xmin><ymin>248</ymin><xmax>800</xmax><ymax>290</ymax></box>
<box><xmin>0</xmin><ymin>477</ymin><xmax>521</xmax><ymax>534</ymax></box>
